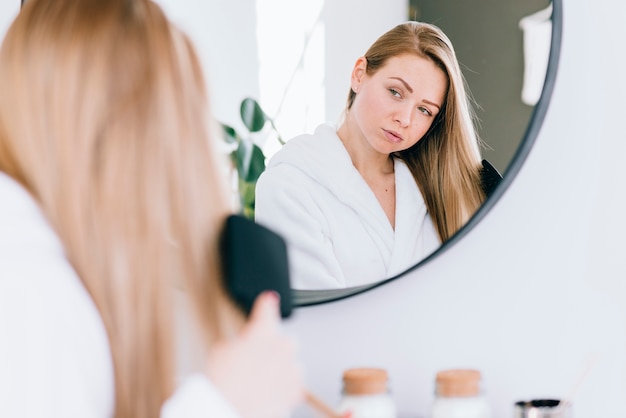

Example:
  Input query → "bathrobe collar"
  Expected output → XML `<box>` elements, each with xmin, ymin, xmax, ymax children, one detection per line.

<box><xmin>266</xmin><ymin>123</ymin><xmax>433</xmax><ymax>277</ymax></box>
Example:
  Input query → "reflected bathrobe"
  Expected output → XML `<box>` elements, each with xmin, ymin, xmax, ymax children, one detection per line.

<box><xmin>255</xmin><ymin>123</ymin><xmax>441</xmax><ymax>290</ymax></box>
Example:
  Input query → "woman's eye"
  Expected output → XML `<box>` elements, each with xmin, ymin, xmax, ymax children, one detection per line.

<box><xmin>418</xmin><ymin>106</ymin><xmax>432</xmax><ymax>116</ymax></box>
<box><xmin>389</xmin><ymin>88</ymin><xmax>401</xmax><ymax>98</ymax></box>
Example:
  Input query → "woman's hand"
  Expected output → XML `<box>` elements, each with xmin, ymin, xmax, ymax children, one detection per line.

<box><xmin>207</xmin><ymin>291</ymin><xmax>304</xmax><ymax>418</ymax></box>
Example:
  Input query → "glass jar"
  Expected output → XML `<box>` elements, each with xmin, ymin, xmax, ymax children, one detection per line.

<box><xmin>431</xmin><ymin>369</ymin><xmax>492</xmax><ymax>418</ymax></box>
<box><xmin>337</xmin><ymin>368</ymin><xmax>397</xmax><ymax>418</ymax></box>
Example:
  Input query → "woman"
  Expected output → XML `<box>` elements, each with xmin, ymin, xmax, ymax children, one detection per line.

<box><xmin>255</xmin><ymin>22</ymin><xmax>487</xmax><ymax>290</ymax></box>
<box><xmin>0</xmin><ymin>0</ymin><xmax>303</xmax><ymax>417</ymax></box>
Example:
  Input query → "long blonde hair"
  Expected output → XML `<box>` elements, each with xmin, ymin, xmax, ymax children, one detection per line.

<box><xmin>346</xmin><ymin>22</ymin><xmax>486</xmax><ymax>242</ymax></box>
<box><xmin>0</xmin><ymin>1</ymin><xmax>235</xmax><ymax>417</ymax></box>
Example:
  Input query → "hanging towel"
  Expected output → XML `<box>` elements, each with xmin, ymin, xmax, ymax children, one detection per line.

<box><xmin>519</xmin><ymin>3</ymin><xmax>553</xmax><ymax>106</ymax></box>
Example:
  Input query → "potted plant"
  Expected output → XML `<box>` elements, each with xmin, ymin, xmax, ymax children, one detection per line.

<box><xmin>221</xmin><ymin>97</ymin><xmax>283</xmax><ymax>219</ymax></box>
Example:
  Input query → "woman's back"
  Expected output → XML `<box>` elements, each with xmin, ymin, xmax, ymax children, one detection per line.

<box><xmin>0</xmin><ymin>172</ymin><xmax>114</xmax><ymax>417</ymax></box>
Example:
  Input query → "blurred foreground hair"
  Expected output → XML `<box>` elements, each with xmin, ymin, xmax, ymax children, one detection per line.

<box><xmin>0</xmin><ymin>0</ymin><xmax>236</xmax><ymax>417</ymax></box>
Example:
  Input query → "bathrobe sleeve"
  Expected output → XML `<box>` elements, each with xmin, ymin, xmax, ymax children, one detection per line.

<box><xmin>161</xmin><ymin>375</ymin><xmax>240</xmax><ymax>418</ymax></box>
<box><xmin>255</xmin><ymin>164</ymin><xmax>349</xmax><ymax>289</ymax></box>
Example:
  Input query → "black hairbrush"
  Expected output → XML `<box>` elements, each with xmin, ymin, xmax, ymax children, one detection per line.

<box><xmin>219</xmin><ymin>214</ymin><xmax>293</xmax><ymax>318</ymax></box>
<box><xmin>480</xmin><ymin>159</ymin><xmax>503</xmax><ymax>198</ymax></box>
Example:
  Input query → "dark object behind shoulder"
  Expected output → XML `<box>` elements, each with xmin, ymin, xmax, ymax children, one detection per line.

<box><xmin>480</xmin><ymin>159</ymin><xmax>503</xmax><ymax>198</ymax></box>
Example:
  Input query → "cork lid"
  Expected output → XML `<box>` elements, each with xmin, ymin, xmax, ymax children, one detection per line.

<box><xmin>435</xmin><ymin>369</ymin><xmax>482</xmax><ymax>397</ymax></box>
<box><xmin>342</xmin><ymin>368</ymin><xmax>389</xmax><ymax>395</ymax></box>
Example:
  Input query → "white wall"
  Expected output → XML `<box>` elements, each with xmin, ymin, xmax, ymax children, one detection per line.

<box><xmin>0</xmin><ymin>1</ymin><xmax>18</xmax><ymax>41</ymax></box>
<box><xmin>285</xmin><ymin>0</ymin><xmax>626</xmax><ymax>417</ymax></box>
<box><xmin>157</xmin><ymin>0</ymin><xmax>406</xmax><ymax>150</ymax></box>
<box><xmin>152</xmin><ymin>0</ymin><xmax>260</xmax><ymax>132</ymax></box>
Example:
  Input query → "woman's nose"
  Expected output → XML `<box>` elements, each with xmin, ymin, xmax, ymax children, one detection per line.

<box><xmin>394</xmin><ymin>104</ymin><xmax>413</xmax><ymax>127</ymax></box>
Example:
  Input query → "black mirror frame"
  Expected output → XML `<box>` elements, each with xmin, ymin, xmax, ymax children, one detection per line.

<box><xmin>295</xmin><ymin>0</ymin><xmax>563</xmax><ymax>307</ymax></box>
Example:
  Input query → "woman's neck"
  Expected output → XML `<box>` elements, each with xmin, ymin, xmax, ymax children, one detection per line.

<box><xmin>336</xmin><ymin>120</ymin><xmax>394</xmax><ymax>178</ymax></box>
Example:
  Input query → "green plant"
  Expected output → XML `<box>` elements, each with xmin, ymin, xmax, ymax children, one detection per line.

<box><xmin>221</xmin><ymin>97</ymin><xmax>283</xmax><ymax>219</ymax></box>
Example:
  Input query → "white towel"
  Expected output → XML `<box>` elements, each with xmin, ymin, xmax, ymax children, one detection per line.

<box><xmin>519</xmin><ymin>3</ymin><xmax>553</xmax><ymax>106</ymax></box>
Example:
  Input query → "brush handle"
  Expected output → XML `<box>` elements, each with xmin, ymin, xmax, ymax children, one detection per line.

<box><xmin>305</xmin><ymin>389</ymin><xmax>344</xmax><ymax>418</ymax></box>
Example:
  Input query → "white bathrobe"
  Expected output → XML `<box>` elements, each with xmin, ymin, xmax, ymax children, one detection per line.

<box><xmin>255</xmin><ymin>123</ymin><xmax>441</xmax><ymax>290</ymax></box>
<box><xmin>0</xmin><ymin>172</ymin><xmax>239</xmax><ymax>418</ymax></box>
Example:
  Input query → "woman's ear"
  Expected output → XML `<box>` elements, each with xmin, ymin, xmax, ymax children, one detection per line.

<box><xmin>350</xmin><ymin>56</ymin><xmax>367</xmax><ymax>93</ymax></box>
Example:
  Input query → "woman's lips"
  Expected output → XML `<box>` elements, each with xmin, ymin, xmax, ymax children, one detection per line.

<box><xmin>383</xmin><ymin>129</ymin><xmax>403</xmax><ymax>143</ymax></box>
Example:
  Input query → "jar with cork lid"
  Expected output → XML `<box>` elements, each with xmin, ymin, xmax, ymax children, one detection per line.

<box><xmin>431</xmin><ymin>369</ymin><xmax>492</xmax><ymax>418</ymax></box>
<box><xmin>337</xmin><ymin>367</ymin><xmax>397</xmax><ymax>418</ymax></box>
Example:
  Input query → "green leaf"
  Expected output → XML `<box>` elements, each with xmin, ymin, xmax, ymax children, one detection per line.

<box><xmin>240</xmin><ymin>97</ymin><xmax>268</xmax><ymax>133</ymax></box>
<box><xmin>221</xmin><ymin>123</ymin><xmax>240</xmax><ymax>144</ymax></box>
<box><xmin>234</xmin><ymin>140</ymin><xmax>253</xmax><ymax>180</ymax></box>
<box><xmin>234</xmin><ymin>140</ymin><xmax>265</xmax><ymax>182</ymax></box>
<box><xmin>245</xmin><ymin>143</ymin><xmax>266</xmax><ymax>182</ymax></box>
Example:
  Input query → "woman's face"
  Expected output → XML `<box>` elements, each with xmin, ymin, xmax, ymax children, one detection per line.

<box><xmin>350</xmin><ymin>53</ymin><xmax>448</xmax><ymax>155</ymax></box>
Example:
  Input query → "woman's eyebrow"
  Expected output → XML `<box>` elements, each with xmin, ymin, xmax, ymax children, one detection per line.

<box><xmin>389</xmin><ymin>77</ymin><xmax>441</xmax><ymax>110</ymax></box>
<box><xmin>390</xmin><ymin>76</ymin><xmax>413</xmax><ymax>93</ymax></box>
<box><xmin>423</xmin><ymin>99</ymin><xmax>441</xmax><ymax>111</ymax></box>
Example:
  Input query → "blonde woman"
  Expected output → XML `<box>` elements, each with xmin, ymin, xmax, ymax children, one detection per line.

<box><xmin>256</xmin><ymin>22</ymin><xmax>488</xmax><ymax>290</ymax></box>
<box><xmin>0</xmin><ymin>0</ymin><xmax>303</xmax><ymax>417</ymax></box>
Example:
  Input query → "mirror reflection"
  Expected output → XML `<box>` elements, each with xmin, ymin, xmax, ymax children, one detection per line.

<box><xmin>255</xmin><ymin>21</ymin><xmax>491</xmax><ymax>290</ymax></box>
<box><xmin>253</xmin><ymin>1</ymin><xmax>553</xmax><ymax>295</ymax></box>
<box><xmin>157</xmin><ymin>0</ymin><xmax>554</xmax><ymax>300</ymax></box>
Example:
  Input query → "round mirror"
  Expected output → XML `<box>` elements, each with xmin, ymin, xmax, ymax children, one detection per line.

<box><xmin>151</xmin><ymin>0</ymin><xmax>562</xmax><ymax>305</ymax></box>
<box><xmin>293</xmin><ymin>0</ymin><xmax>562</xmax><ymax>305</ymax></box>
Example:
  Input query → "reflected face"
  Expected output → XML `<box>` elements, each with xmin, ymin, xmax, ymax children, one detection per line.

<box><xmin>351</xmin><ymin>53</ymin><xmax>447</xmax><ymax>155</ymax></box>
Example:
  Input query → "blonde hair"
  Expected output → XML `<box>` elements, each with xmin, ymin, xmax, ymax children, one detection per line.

<box><xmin>346</xmin><ymin>21</ymin><xmax>486</xmax><ymax>242</ymax></box>
<box><xmin>0</xmin><ymin>0</ymin><xmax>236</xmax><ymax>417</ymax></box>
